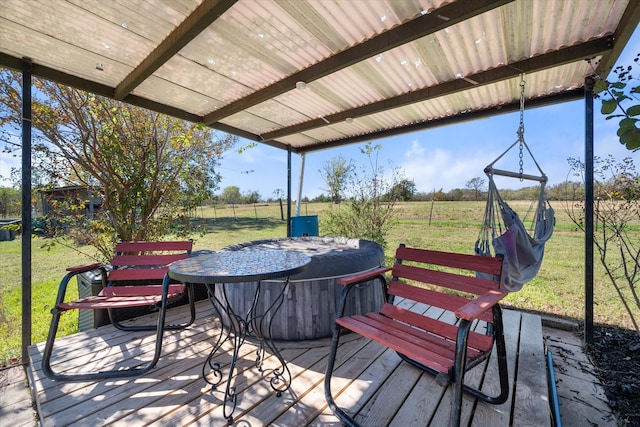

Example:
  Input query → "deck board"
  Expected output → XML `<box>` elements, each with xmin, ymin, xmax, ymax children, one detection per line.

<box><xmin>512</xmin><ymin>311</ymin><xmax>552</xmax><ymax>427</ymax></box>
<box><xmin>27</xmin><ymin>299</ymin><xmax>551</xmax><ymax>426</ymax></box>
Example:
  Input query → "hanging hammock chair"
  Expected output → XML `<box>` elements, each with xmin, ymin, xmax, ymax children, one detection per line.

<box><xmin>475</xmin><ymin>77</ymin><xmax>555</xmax><ymax>292</ymax></box>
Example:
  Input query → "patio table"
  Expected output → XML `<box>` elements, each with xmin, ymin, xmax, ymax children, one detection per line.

<box><xmin>167</xmin><ymin>249</ymin><xmax>311</xmax><ymax>423</ymax></box>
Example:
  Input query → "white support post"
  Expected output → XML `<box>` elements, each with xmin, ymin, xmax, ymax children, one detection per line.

<box><xmin>295</xmin><ymin>153</ymin><xmax>306</xmax><ymax>217</ymax></box>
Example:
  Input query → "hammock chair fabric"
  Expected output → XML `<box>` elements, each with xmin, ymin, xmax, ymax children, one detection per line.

<box><xmin>475</xmin><ymin>75</ymin><xmax>554</xmax><ymax>291</ymax></box>
<box><xmin>475</xmin><ymin>172</ymin><xmax>555</xmax><ymax>291</ymax></box>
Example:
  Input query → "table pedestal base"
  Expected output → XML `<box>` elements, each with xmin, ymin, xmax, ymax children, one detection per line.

<box><xmin>203</xmin><ymin>281</ymin><xmax>291</xmax><ymax>423</ymax></box>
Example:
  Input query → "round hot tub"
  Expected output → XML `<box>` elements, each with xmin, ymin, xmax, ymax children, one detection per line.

<box><xmin>220</xmin><ymin>236</ymin><xmax>386</xmax><ymax>340</ymax></box>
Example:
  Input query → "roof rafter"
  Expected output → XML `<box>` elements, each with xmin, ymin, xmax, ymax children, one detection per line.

<box><xmin>299</xmin><ymin>89</ymin><xmax>585</xmax><ymax>154</ymax></box>
<box><xmin>594</xmin><ymin>0</ymin><xmax>640</xmax><ymax>77</ymax></box>
<box><xmin>202</xmin><ymin>0</ymin><xmax>513</xmax><ymax>125</ymax></box>
<box><xmin>260</xmin><ymin>36</ymin><xmax>614</xmax><ymax>142</ymax></box>
<box><xmin>0</xmin><ymin>51</ymin><xmax>271</xmax><ymax>147</ymax></box>
<box><xmin>0</xmin><ymin>52</ymin><xmax>203</xmax><ymax>123</ymax></box>
<box><xmin>114</xmin><ymin>0</ymin><xmax>238</xmax><ymax>100</ymax></box>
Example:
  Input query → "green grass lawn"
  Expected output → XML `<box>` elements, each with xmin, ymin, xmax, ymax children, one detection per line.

<box><xmin>0</xmin><ymin>200</ymin><xmax>634</xmax><ymax>363</ymax></box>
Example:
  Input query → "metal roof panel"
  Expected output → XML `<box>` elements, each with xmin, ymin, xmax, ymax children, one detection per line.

<box><xmin>0</xmin><ymin>0</ymin><xmax>637</xmax><ymax>152</ymax></box>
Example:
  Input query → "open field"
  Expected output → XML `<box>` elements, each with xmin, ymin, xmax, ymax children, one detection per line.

<box><xmin>0</xmin><ymin>200</ymin><xmax>634</xmax><ymax>363</ymax></box>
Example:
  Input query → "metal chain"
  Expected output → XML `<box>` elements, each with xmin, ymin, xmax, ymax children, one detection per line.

<box><xmin>518</xmin><ymin>75</ymin><xmax>525</xmax><ymax>178</ymax></box>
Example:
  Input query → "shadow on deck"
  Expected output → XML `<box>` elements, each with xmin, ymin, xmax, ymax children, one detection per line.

<box><xmin>11</xmin><ymin>299</ymin><xmax>577</xmax><ymax>426</ymax></box>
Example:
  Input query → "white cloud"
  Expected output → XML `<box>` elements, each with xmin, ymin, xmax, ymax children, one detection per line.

<box><xmin>400</xmin><ymin>141</ymin><xmax>497</xmax><ymax>192</ymax></box>
<box><xmin>228</xmin><ymin>143</ymin><xmax>287</xmax><ymax>166</ymax></box>
<box><xmin>405</xmin><ymin>139</ymin><xmax>425</xmax><ymax>157</ymax></box>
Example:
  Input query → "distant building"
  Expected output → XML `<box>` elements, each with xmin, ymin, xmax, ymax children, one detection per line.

<box><xmin>40</xmin><ymin>185</ymin><xmax>102</xmax><ymax>218</ymax></box>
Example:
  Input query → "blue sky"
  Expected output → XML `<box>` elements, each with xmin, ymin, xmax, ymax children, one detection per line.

<box><xmin>1</xmin><ymin>27</ymin><xmax>638</xmax><ymax>199</ymax></box>
<box><xmin>218</xmin><ymin>100</ymin><xmax>592</xmax><ymax>199</ymax></box>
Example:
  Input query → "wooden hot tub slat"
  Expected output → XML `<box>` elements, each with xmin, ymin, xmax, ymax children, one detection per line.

<box><xmin>220</xmin><ymin>237</ymin><xmax>386</xmax><ymax>340</ymax></box>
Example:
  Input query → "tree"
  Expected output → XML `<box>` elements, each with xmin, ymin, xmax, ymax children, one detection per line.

<box><xmin>0</xmin><ymin>187</ymin><xmax>20</xmax><ymax>218</ymax></box>
<box><xmin>322</xmin><ymin>143</ymin><xmax>402</xmax><ymax>247</ymax></box>
<box><xmin>594</xmin><ymin>54</ymin><xmax>640</xmax><ymax>151</ymax></box>
<box><xmin>387</xmin><ymin>178</ymin><xmax>416</xmax><ymax>201</ymax></box>
<box><xmin>465</xmin><ymin>177</ymin><xmax>486</xmax><ymax>201</ymax></box>
<box><xmin>272</xmin><ymin>188</ymin><xmax>285</xmax><ymax>220</ymax></box>
<box><xmin>272</xmin><ymin>188</ymin><xmax>284</xmax><ymax>202</ymax></box>
<box><xmin>447</xmin><ymin>188</ymin><xmax>464</xmax><ymax>201</ymax></box>
<box><xmin>220</xmin><ymin>186</ymin><xmax>242</xmax><ymax>205</ymax></box>
<box><xmin>565</xmin><ymin>156</ymin><xmax>640</xmax><ymax>334</ymax></box>
<box><xmin>311</xmin><ymin>193</ymin><xmax>331</xmax><ymax>203</ymax></box>
<box><xmin>547</xmin><ymin>181</ymin><xmax>584</xmax><ymax>201</ymax></box>
<box><xmin>432</xmin><ymin>188</ymin><xmax>447</xmax><ymax>201</ymax></box>
<box><xmin>320</xmin><ymin>155</ymin><xmax>353</xmax><ymax>203</ymax></box>
<box><xmin>0</xmin><ymin>70</ymin><xmax>237</xmax><ymax>258</ymax></box>
<box><xmin>242</xmin><ymin>190</ymin><xmax>262</xmax><ymax>204</ymax></box>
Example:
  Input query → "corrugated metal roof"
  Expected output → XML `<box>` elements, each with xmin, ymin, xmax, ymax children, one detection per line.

<box><xmin>1</xmin><ymin>0</ymin><xmax>638</xmax><ymax>152</ymax></box>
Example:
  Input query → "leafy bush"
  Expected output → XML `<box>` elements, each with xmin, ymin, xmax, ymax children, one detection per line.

<box><xmin>321</xmin><ymin>143</ymin><xmax>403</xmax><ymax>248</ymax></box>
<box><xmin>594</xmin><ymin>55</ymin><xmax>640</xmax><ymax>151</ymax></box>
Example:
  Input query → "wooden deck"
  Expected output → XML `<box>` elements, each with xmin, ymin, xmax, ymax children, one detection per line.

<box><xmin>27</xmin><ymin>299</ymin><xmax>551</xmax><ymax>426</ymax></box>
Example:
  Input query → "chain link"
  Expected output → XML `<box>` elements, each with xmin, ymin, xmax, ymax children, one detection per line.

<box><xmin>518</xmin><ymin>75</ymin><xmax>525</xmax><ymax>178</ymax></box>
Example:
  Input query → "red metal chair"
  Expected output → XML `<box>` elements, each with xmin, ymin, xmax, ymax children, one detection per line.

<box><xmin>42</xmin><ymin>240</ymin><xmax>196</xmax><ymax>381</ymax></box>
<box><xmin>324</xmin><ymin>244</ymin><xmax>509</xmax><ymax>427</ymax></box>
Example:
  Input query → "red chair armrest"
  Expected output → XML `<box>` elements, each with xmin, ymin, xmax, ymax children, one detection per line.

<box><xmin>66</xmin><ymin>262</ymin><xmax>103</xmax><ymax>274</ymax></box>
<box><xmin>455</xmin><ymin>289</ymin><xmax>508</xmax><ymax>321</ymax></box>
<box><xmin>337</xmin><ymin>267</ymin><xmax>391</xmax><ymax>286</ymax></box>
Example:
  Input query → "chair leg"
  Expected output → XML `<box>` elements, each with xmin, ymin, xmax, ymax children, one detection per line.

<box><xmin>479</xmin><ymin>305</ymin><xmax>510</xmax><ymax>404</ymax></box>
<box><xmin>41</xmin><ymin>305</ymin><xmax>64</xmax><ymax>380</ymax></box>
<box><xmin>461</xmin><ymin>306</ymin><xmax>510</xmax><ymax>405</ymax></box>
<box><xmin>110</xmin><ymin>283</ymin><xmax>196</xmax><ymax>331</ymax></box>
<box><xmin>449</xmin><ymin>319</ymin><xmax>472</xmax><ymax>427</ymax></box>
<box><xmin>391</xmin><ymin>310</ymin><xmax>510</xmax><ymax>426</ymax></box>
<box><xmin>324</xmin><ymin>327</ymin><xmax>359</xmax><ymax>427</ymax></box>
<box><xmin>41</xmin><ymin>276</ymin><xmax>171</xmax><ymax>381</ymax></box>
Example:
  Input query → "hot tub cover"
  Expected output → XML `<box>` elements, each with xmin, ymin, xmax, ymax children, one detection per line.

<box><xmin>222</xmin><ymin>236</ymin><xmax>384</xmax><ymax>280</ymax></box>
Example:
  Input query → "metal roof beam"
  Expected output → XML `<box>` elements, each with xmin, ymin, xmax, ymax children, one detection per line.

<box><xmin>0</xmin><ymin>51</ymin><xmax>270</xmax><ymax>148</ymax></box>
<box><xmin>260</xmin><ymin>37</ymin><xmax>613</xmax><ymax>142</ymax></box>
<box><xmin>203</xmin><ymin>0</ymin><xmax>513</xmax><ymax>125</ymax></box>
<box><xmin>594</xmin><ymin>0</ymin><xmax>640</xmax><ymax>78</ymax></box>
<box><xmin>297</xmin><ymin>90</ymin><xmax>585</xmax><ymax>154</ymax></box>
<box><xmin>114</xmin><ymin>0</ymin><xmax>237</xmax><ymax>100</ymax></box>
<box><xmin>0</xmin><ymin>52</ymin><xmax>201</xmax><ymax>122</ymax></box>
